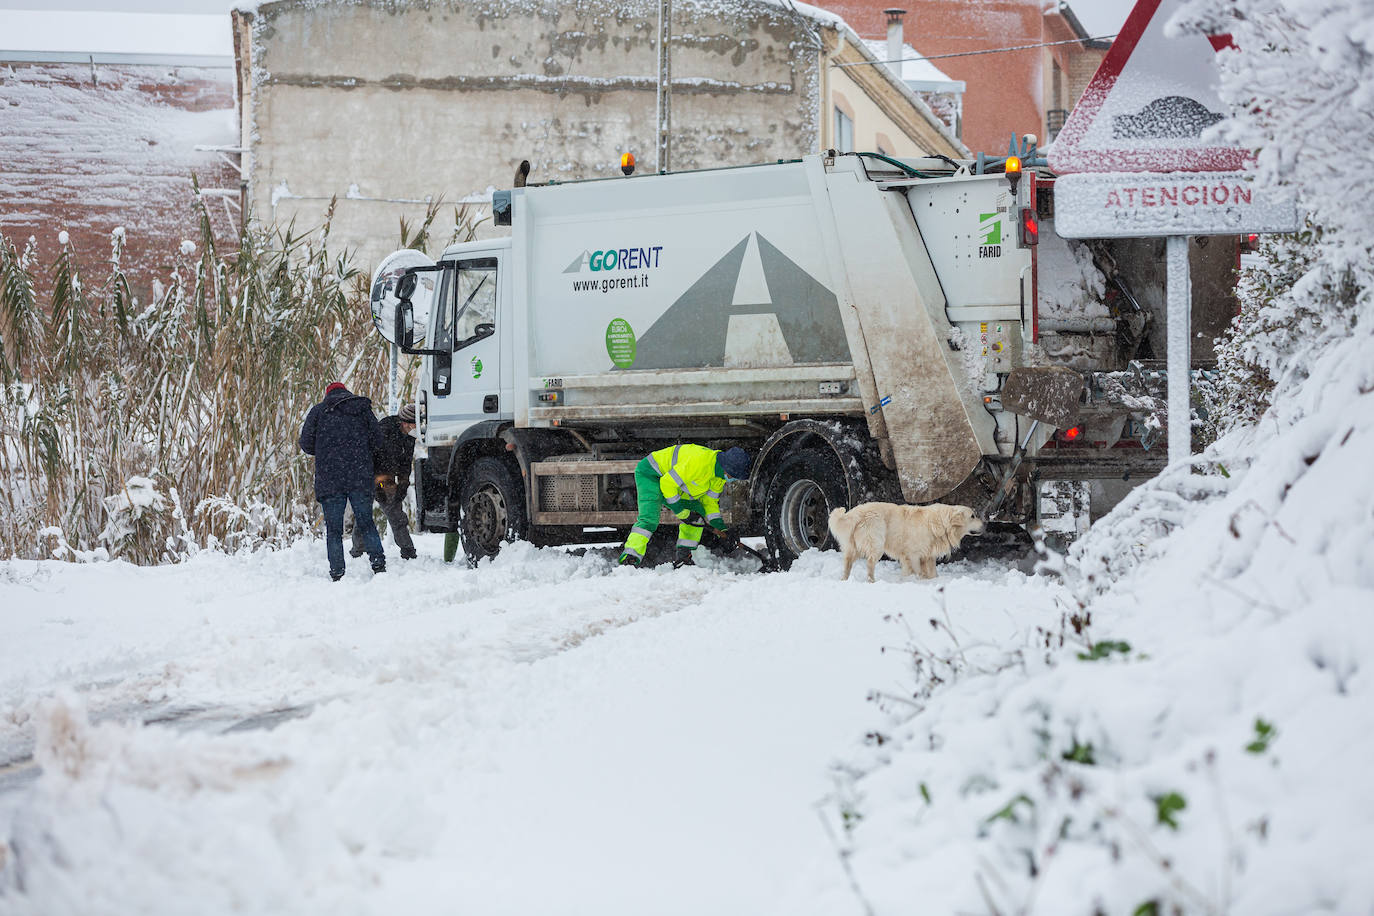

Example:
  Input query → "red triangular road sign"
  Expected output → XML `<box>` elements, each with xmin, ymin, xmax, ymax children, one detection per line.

<box><xmin>1048</xmin><ymin>0</ymin><xmax>1247</xmax><ymax>174</ymax></box>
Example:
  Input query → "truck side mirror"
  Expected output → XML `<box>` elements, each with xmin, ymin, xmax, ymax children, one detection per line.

<box><xmin>396</xmin><ymin>271</ymin><xmax>418</xmax><ymax>301</ymax></box>
<box><xmin>475</xmin><ymin>322</ymin><xmax>495</xmax><ymax>340</ymax></box>
<box><xmin>394</xmin><ymin>300</ymin><xmax>415</xmax><ymax>350</ymax></box>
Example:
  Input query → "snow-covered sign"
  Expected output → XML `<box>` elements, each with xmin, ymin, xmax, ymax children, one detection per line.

<box><xmin>1050</xmin><ymin>0</ymin><xmax>1299</xmax><ymax>238</ymax></box>
<box><xmin>1049</xmin><ymin>0</ymin><xmax>1240</xmax><ymax>175</ymax></box>
<box><xmin>1052</xmin><ymin>171</ymin><xmax>1299</xmax><ymax>238</ymax></box>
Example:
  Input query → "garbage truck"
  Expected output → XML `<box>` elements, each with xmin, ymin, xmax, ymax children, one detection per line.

<box><xmin>375</xmin><ymin>150</ymin><xmax>1178</xmax><ymax>566</ymax></box>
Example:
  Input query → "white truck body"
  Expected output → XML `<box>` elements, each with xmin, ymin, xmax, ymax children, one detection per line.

<box><xmin>386</xmin><ymin>152</ymin><xmax>1163</xmax><ymax>564</ymax></box>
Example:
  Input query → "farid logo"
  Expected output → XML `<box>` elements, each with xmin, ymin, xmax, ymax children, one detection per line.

<box><xmin>978</xmin><ymin>212</ymin><xmax>1003</xmax><ymax>259</ymax></box>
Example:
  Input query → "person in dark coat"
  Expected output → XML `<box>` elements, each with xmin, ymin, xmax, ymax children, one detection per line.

<box><xmin>352</xmin><ymin>403</ymin><xmax>418</xmax><ymax>560</ymax></box>
<box><xmin>299</xmin><ymin>381</ymin><xmax>387</xmax><ymax>580</ymax></box>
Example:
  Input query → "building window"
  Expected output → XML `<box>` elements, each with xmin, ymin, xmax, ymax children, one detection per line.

<box><xmin>1047</xmin><ymin>108</ymin><xmax>1070</xmax><ymax>140</ymax></box>
<box><xmin>834</xmin><ymin>106</ymin><xmax>854</xmax><ymax>153</ymax></box>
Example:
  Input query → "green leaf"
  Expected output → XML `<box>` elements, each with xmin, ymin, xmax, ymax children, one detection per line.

<box><xmin>1246</xmin><ymin>717</ymin><xmax>1277</xmax><ymax>754</ymax></box>
<box><xmin>1061</xmin><ymin>740</ymin><xmax>1096</xmax><ymax>765</ymax></box>
<box><xmin>1133</xmin><ymin>900</ymin><xmax>1160</xmax><ymax>916</ymax></box>
<box><xmin>919</xmin><ymin>782</ymin><xmax>931</xmax><ymax>804</ymax></box>
<box><xmin>1077</xmin><ymin>640</ymin><xmax>1132</xmax><ymax>661</ymax></box>
<box><xmin>985</xmin><ymin>793</ymin><xmax>1034</xmax><ymax>825</ymax></box>
<box><xmin>1154</xmin><ymin>791</ymin><xmax>1187</xmax><ymax>830</ymax></box>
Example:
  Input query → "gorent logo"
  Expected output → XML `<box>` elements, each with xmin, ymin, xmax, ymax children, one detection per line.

<box><xmin>564</xmin><ymin>246</ymin><xmax>664</xmax><ymax>274</ymax></box>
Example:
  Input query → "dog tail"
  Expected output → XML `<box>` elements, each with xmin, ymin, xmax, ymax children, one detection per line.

<box><xmin>828</xmin><ymin>507</ymin><xmax>851</xmax><ymax>541</ymax></box>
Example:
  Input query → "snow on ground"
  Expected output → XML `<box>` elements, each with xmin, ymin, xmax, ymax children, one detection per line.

<box><xmin>0</xmin><ymin>536</ymin><xmax>1045</xmax><ymax>914</ymax></box>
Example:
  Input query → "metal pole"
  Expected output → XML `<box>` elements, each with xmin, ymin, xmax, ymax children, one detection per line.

<box><xmin>656</xmin><ymin>0</ymin><xmax>671</xmax><ymax>173</ymax></box>
<box><xmin>1166</xmin><ymin>235</ymin><xmax>1191</xmax><ymax>469</ymax></box>
<box><xmin>388</xmin><ymin>341</ymin><xmax>399</xmax><ymax>416</ymax></box>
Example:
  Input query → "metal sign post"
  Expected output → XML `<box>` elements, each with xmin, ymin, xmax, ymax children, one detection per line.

<box><xmin>389</xmin><ymin>341</ymin><xmax>400</xmax><ymax>416</ymax></box>
<box><xmin>1166</xmin><ymin>236</ymin><xmax>1191</xmax><ymax>468</ymax></box>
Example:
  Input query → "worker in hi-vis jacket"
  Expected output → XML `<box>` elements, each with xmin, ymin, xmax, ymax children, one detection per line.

<box><xmin>619</xmin><ymin>444</ymin><xmax>752</xmax><ymax>568</ymax></box>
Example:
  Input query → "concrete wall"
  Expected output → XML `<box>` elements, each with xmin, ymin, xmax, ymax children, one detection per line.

<box><xmin>237</xmin><ymin>0</ymin><xmax>834</xmax><ymax>271</ymax></box>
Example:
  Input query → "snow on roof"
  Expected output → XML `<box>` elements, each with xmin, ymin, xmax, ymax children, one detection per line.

<box><xmin>232</xmin><ymin>0</ymin><xmax>843</xmax><ymax>26</ymax></box>
<box><xmin>1055</xmin><ymin>0</ymin><xmax>1133</xmax><ymax>42</ymax></box>
<box><xmin>0</xmin><ymin>61</ymin><xmax>238</xmax><ymax>284</ymax></box>
<box><xmin>859</xmin><ymin>39</ymin><xmax>961</xmax><ymax>88</ymax></box>
<box><xmin>0</xmin><ymin>10</ymin><xmax>232</xmax><ymax>59</ymax></box>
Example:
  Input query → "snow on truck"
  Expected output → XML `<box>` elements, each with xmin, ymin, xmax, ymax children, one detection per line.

<box><xmin>373</xmin><ymin>150</ymin><xmax>1201</xmax><ymax>567</ymax></box>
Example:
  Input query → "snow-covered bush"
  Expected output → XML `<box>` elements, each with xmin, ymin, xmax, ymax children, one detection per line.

<box><xmin>826</xmin><ymin>2</ymin><xmax>1374</xmax><ymax>911</ymax></box>
<box><xmin>1200</xmin><ymin>227</ymin><xmax>1321</xmax><ymax>439</ymax></box>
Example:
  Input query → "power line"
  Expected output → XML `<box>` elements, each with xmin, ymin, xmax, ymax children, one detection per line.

<box><xmin>831</xmin><ymin>33</ymin><xmax>1119</xmax><ymax>70</ymax></box>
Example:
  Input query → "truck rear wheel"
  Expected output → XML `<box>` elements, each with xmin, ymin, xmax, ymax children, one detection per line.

<box><xmin>458</xmin><ymin>456</ymin><xmax>528</xmax><ymax>563</ymax></box>
<box><xmin>764</xmin><ymin>448</ymin><xmax>847</xmax><ymax>570</ymax></box>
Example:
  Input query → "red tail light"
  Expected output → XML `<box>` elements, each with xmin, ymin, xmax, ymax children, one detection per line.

<box><xmin>1059</xmin><ymin>425</ymin><xmax>1081</xmax><ymax>442</ymax></box>
<box><xmin>1018</xmin><ymin>208</ymin><xmax>1039</xmax><ymax>247</ymax></box>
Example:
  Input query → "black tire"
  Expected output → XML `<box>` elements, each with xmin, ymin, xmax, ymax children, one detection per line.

<box><xmin>457</xmin><ymin>456</ymin><xmax>528</xmax><ymax>563</ymax></box>
<box><xmin>763</xmin><ymin>447</ymin><xmax>848</xmax><ymax>570</ymax></box>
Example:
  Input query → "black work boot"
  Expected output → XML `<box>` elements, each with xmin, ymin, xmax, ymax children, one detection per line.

<box><xmin>671</xmin><ymin>547</ymin><xmax>696</xmax><ymax>569</ymax></box>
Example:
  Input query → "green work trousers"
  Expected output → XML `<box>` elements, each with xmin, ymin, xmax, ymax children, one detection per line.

<box><xmin>620</xmin><ymin>458</ymin><xmax>706</xmax><ymax>563</ymax></box>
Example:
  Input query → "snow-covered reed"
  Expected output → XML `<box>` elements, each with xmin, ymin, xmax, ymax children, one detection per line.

<box><xmin>0</xmin><ymin>188</ymin><xmax>471</xmax><ymax>563</ymax></box>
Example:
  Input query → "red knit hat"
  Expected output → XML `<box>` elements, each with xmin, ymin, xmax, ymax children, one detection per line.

<box><xmin>325</xmin><ymin>381</ymin><xmax>346</xmax><ymax>395</ymax></box>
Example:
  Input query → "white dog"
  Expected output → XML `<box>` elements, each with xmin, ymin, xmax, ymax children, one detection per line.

<box><xmin>827</xmin><ymin>502</ymin><xmax>984</xmax><ymax>582</ymax></box>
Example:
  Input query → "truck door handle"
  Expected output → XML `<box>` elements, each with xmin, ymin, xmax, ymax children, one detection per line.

<box><xmin>483</xmin><ymin>395</ymin><xmax>499</xmax><ymax>413</ymax></box>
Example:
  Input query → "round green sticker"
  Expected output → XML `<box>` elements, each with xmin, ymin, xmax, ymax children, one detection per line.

<box><xmin>606</xmin><ymin>318</ymin><xmax>636</xmax><ymax>368</ymax></box>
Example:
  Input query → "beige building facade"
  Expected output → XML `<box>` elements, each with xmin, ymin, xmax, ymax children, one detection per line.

<box><xmin>232</xmin><ymin>0</ymin><xmax>963</xmax><ymax>270</ymax></box>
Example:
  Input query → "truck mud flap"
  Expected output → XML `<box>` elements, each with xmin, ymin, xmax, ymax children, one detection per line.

<box><xmin>1000</xmin><ymin>367</ymin><xmax>1085</xmax><ymax>429</ymax></box>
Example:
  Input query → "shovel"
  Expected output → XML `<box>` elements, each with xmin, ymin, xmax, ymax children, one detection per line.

<box><xmin>729</xmin><ymin>540</ymin><xmax>782</xmax><ymax>574</ymax></box>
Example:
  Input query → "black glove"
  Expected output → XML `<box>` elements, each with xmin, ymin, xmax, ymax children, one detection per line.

<box><xmin>672</xmin><ymin>546</ymin><xmax>696</xmax><ymax>569</ymax></box>
<box><xmin>716</xmin><ymin>529</ymin><xmax>740</xmax><ymax>553</ymax></box>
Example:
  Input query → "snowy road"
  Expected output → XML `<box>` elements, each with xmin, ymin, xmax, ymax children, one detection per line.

<box><xmin>0</xmin><ymin>535</ymin><xmax>1045</xmax><ymax>914</ymax></box>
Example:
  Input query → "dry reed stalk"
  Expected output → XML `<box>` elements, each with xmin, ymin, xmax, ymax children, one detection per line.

<box><xmin>0</xmin><ymin>190</ymin><xmax>473</xmax><ymax>563</ymax></box>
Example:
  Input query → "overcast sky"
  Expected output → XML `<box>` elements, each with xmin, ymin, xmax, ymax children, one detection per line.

<box><xmin>0</xmin><ymin>0</ymin><xmax>1139</xmax><ymax>54</ymax></box>
<box><xmin>0</xmin><ymin>0</ymin><xmax>233</xmax><ymax>10</ymax></box>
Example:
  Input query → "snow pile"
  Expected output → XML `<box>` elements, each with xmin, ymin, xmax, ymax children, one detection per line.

<box><xmin>823</xmin><ymin>2</ymin><xmax>1374</xmax><ymax>912</ymax></box>
<box><xmin>0</xmin><ymin>538</ymin><xmax>993</xmax><ymax>914</ymax></box>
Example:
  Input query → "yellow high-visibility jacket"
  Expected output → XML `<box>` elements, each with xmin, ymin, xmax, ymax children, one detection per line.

<box><xmin>646</xmin><ymin>443</ymin><xmax>728</xmax><ymax>529</ymax></box>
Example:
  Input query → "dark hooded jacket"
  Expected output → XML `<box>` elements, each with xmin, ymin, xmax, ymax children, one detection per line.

<box><xmin>299</xmin><ymin>388</ymin><xmax>383</xmax><ymax>500</ymax></box>
<box><xmin>374</xmin><ymin>415</ymin><xmax>417</xmax><ymax>478</ymax></box>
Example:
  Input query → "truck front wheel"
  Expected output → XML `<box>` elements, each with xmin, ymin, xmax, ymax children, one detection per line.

<box><xmin>763</xmin><ymin>448</ymin><xmax>848</xmax><ymax>570</ymax></box>
<box><xmin>458</xmin><ymin>456</ymin><xmax>528</xmax><ymax>563</ymax></box>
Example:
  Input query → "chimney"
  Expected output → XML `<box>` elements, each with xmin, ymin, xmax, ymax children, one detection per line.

<box><xmin>883</xmin><ymin>8</ymin><xmax>907</xmax><ymax>81</ymax></box>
